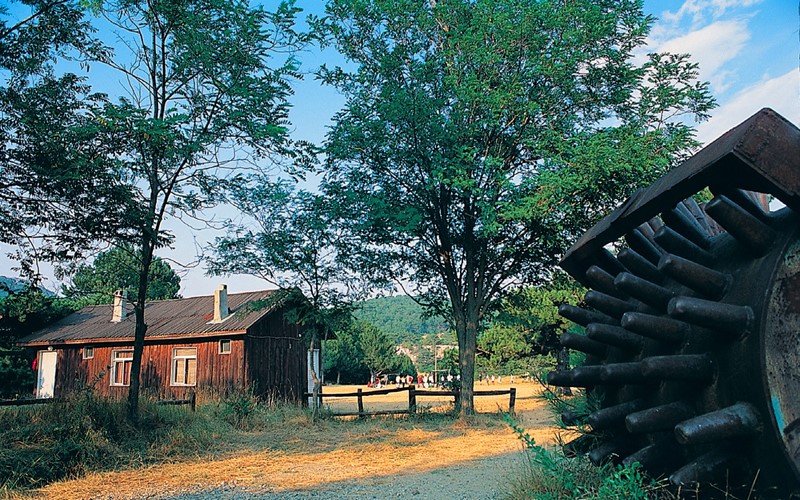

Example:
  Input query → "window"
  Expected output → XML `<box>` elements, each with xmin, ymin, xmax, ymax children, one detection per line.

<box><xmin>82</xmin><ymin>346</ymin><xmax>94</xmax><ymax>360</ymax></box>
<box><xmin>172</xmin><ymin>347</ymin><xmax>197</xmax><ymax>386</ymax></box>
<box><xmin>219</xmin><ymin>339</ymin><xmax>231</xmax><ymax>354</ymax></box>
<box><xmin>110</xmin><ymin>350</ymin><xmax>133</xmax><ymax>386</ymax></box>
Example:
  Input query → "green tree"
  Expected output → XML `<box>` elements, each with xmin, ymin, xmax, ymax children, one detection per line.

<box><xmin>358</xmin><ymin>320</ymin><xmax>397</xmax><ymax>382</ymax></box>
<box><xmin>323</xmin><ymin>324</ymin><xmax>368</xmax><ymax>384</ymax></box>
<box><xmin>210</xmin><ymin>185</ymin><xmax>369</xmax><ymax>410</ymax></box>
<box><xmin>0</xmin><ymin>1</ymin><xmax>135</xmax><ymax>279</ymax></box>
<box><xmin>0</xmin><ymin>286</ymin><xmax>75</xmax><ymax>398</ymax></box>
<box><xmin>79</xmin><ymin>0</ymin><xmax>305</xmax><ymax>419</ymax></box>
<box><xmin>62</xmin><ymin>246</ymin><xmax>181</xmax><ymax>305</ymax></box>
<box><xmin>316</xmin><ymin>0</ymin><xmax>714</xmax><ymax>415</ymax></box>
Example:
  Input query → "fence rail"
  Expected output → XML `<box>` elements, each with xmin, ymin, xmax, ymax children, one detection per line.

<box><xmin>0</xmin><ymin>392</ymin><xmax>196</xmax><ymax>411</ymax></box>
<box><xmin>304</xmin><ymin>385</ymin><xmax>516</xmax><ymax>418</ymax></box>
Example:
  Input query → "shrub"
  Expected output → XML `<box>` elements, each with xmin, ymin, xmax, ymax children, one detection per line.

<box><xmin>503</xmin><ymin>413</ymin><xmax>671</xmax><ymax>499</ymax></box>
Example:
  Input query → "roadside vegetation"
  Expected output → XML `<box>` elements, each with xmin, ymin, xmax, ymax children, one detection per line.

<box><xmin>0</xmin><ymin>383</ymin><xmax>673</xmax><ymax>499</ymax></box>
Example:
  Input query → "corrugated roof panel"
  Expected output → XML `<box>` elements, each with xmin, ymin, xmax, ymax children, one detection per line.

<box><xmin>18</xmin><ymin>289</ymin><xmax>289</xmax><ymax>345</ymax></box>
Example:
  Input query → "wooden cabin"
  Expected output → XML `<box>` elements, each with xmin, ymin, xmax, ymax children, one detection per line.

<box><xmin>17</xmin><ymin>286</ymin><xmax>313</xmax><ymax>402</ymax></box>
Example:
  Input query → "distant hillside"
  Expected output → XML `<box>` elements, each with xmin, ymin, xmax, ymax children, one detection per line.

<box><xmin>0</xmin><ymin>276</ymin><xmax>54</xmax><ymax>299</ymax></box>
<box><xmin>354</xmin><ymin>296</ymin><xmax>449</xmax><ymax>344</ymax></box>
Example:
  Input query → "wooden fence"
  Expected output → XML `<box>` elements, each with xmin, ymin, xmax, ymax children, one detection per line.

<box><xmin>0</xmin><ymin>392</ymin><xmax>196</xmax><ymax>411</ymax></box>
<box><xmin>304</xmin><ymin>385</ymin><xmax>516</xmax><ymax>418</ymax></box>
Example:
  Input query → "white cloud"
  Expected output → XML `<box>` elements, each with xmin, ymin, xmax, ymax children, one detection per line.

<box><xmin>662</xmin><ymin>0</ymin><xmax>764</xmax><ymax>25</ymax></box>
<box><xmin>696</xmin><ymin>69</ymin><xmax>800</xmax><ymax>144</ymax></box>
<box><xmin>656</xmin><ymin>19</ymin><xmax>750</xmax><ymax>94</ymax></box>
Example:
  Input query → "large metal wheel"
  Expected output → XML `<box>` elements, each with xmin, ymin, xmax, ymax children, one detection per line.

<box><xmin>548</xmin><ymin>109</ymin><xmax>800</xmax><ymax>496</ymax></box>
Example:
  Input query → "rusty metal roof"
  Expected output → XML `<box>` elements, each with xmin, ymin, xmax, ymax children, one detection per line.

<box><xmin>17</xmin><ymin>289</ymin><xmax>291</xmax><ymax>346</ymax></box>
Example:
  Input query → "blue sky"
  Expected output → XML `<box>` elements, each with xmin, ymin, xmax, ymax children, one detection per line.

<box><xmin>2</xmin><ymin>0</ymin><xmax>798</xmax><ymax>297</ymax></box>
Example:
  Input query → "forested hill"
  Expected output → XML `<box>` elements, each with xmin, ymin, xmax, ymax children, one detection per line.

<box><xmin>354</xmin><ymin>296</ymin><xmax>449</xmax><ymax>344</ymax></box>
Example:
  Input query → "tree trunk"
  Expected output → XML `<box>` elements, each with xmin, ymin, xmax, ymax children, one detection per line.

<box><xmin>127</xmin><ymin>239</ymin><xmax>154</xmax><ymax>421</ymax></box>
<box><xmin>455</xmin><ymin>316</ymin><xmax>479</xmax><ymax>416</ymax></box>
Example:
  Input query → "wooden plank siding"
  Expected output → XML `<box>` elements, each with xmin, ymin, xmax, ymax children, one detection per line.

<box><xmin>244</xmin><ymin>305</ymin><xmax>307</xmax><ymax>402</ymax></box>
<box><xmin>51</xmin><ymin>337</ymin><xmax>247</xmax><ymax>399</ymax></box>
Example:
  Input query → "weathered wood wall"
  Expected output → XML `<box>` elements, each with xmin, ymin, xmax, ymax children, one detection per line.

<box><xmin>52</xmin><ymin>337</ymin><xmax>246</xmax><ymax>399</ymax></box>
<box><xmin>244</xmin><ymin>305</ymin><xmax>307</xmax><ymax>402</ymax></box>
<box><xmin>44</xmin><ymin>304</ymin><xmax>309</xmax><ymax>402</ymax></box>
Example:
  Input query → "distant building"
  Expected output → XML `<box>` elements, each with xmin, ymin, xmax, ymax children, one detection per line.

<box><xmin>17</xmin><ymin>286</ymin><xmax>314</xmax><ymax>402</ymax></box>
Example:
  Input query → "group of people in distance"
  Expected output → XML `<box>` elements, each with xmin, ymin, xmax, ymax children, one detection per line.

<box><xmin>367</xmin><ymin>372</ymin><xmax>461</xmax><ymax>389</ymax></box>
<box><xmin>478</xmin><ymin>373</ymin><xmax>514</xmax><ymax>385</ymax></box>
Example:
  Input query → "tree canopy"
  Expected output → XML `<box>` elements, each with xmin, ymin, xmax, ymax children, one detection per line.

<box><xmin>62</xmin><ymin>246</ymin><xmax>181</xmax><ymax>305</ymax></box>
<box><xmin>315</xmin><ymin>0</ymin><xmax>715</xmax><ymax>414</ymax></box>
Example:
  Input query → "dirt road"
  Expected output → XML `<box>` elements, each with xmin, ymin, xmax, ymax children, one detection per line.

<box><xmin>33</xmin><ymin>382</ymin><xmax>562</xmax><ymax>499</ymax></box>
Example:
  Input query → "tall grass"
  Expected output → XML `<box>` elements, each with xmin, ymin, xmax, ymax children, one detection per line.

<box><xmin>0</xmin><ymin>388</ymin><xmax>313</xmax><ymax>492</ymax></box>
<box><xmin>503</xmin><ymin>412</ymin><xmax>672</xmax><ymax>499</ymax></box>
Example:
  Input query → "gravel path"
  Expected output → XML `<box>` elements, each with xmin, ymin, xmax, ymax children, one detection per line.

<box><xmin>166</xmin><ymin>450</ymin><xmax>527</xmax><ymax>499</ymax></box>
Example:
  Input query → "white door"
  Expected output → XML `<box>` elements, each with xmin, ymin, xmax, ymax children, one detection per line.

<box><xmin>307</xmin><ymin>348</ymin><xmax>320</xmax><ymax>407</ymax></box>
<box><xmin>37</xmin><ymin>350</ymin><xmax>58</xmax><ymax>398</ymax></box>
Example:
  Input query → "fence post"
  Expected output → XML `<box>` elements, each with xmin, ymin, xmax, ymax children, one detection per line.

<box><xmin>509</xmin><ymin>387</ymin><xmax>516</xmax><ymax>415</ymax></box>
<box><xmin>408</xmin><ymin>385</ymin><xmax>416</xmax><ymax>414</ymax></box>
<box><xmin>357</xmin><ymin>388</ymin><xmax>364</xmax><ymax>416</ymax></box>
<box><xmin>190</xmin><ymin>391</ymin><xmax>197</xmax><ymax>412</ymax></box>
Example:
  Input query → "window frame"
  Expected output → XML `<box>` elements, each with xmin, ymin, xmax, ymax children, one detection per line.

<box><xmin>171</xmin><ymin>346</ymin><xmax>198</xmax><ymax>387</ymax></box>
<box><xmin>219</xmin><ymin>339</ymin><xmax>231</xmax><ymax>355</ymax></box>
<box><xmin>82</xmin><ymin>346</ymin><xmax>94</xmax><ymax>360</ymax></box>
<box><xmin>110</xmin><ymin>349</ymin><xmax>133</xmax><ymax>387</ymax></box>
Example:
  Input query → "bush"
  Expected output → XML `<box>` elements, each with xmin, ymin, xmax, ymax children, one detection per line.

<box><xmin>503</xmin><ymin>413</ymin><xmax>671</xmax><ymax>499</ymax></box>
<box><xmin>0</xmin><ymin>390</ymin><xmax>219</xmax><ymax>491</ymax></box>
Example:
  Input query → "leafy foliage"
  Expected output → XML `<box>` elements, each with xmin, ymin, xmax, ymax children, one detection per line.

<box><xmin>0</xmin><ymin>1</ymin><xmax>136</xmax><ymax>278</ymax></box>
<box><xmin>504</xmin><ymin>412</ymin><xmax>669</xmax><ymax>499</ymax></box>
<box><xmin>323</xmin><ymin>320</ymin><xmax>416</xmax><ymax>384</ymax></box>
<box><xmin>61</xmin><ymin>246</ymin><xmax>181</xmax><ymax>305</ymax></box>
<box><xmin>0</xmin><ymin>286</ymin><xmax>76</xmax><ymax>398</ymax></box>
<box><xmin>315</xmin><ymin>0</ymin><xmax>715</xmax><ymax>414</ymax></box>
<box><xmin>354</xmin><ymin>295</ymin><xmax>448</xmax><ymax>344</ymax></box>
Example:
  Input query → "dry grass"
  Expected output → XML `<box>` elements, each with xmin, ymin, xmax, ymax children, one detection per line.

<box><xmin>25</xmin><ymin>382</ymin><xmax>562</xmax><ymax>499</ymax></box>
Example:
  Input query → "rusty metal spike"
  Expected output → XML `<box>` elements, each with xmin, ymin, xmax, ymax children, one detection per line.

<box><xmin>563</xmin><ymin>434</ymin><xmax>597</xmax><ymax>457</ymax></box>
<box><xmin>584</xmin><ymin>290</ymin><xmax>635</xmax><ymax>319</ymax></box>
<box><xmin>647</xmin><ymin>217</ymin><xmax>664</xmax><ymax>234</ymax></box>
<box><xmin>626</xmin><ymin>401</ymin><xmax>695</xmax><ymax>434</ymax></box>
<box><xmin>600</xmin><ymin>362</ymin><xmax>650</xmax><ymax>384</ymax></box>
<box><xmin>586</xmin><ymin>323</ymin><xmax>644</xmax><ymax>352</ymax></box>
<box><xmin>669</xmin><ymin>448</ymin><xmax>742</xmax><ymax>488</ymax></box>
<box><xmin>658</xmin><ymin>253</ymin><xmax>732</xmax><ymax>299</ymax></box>
<box><xmin>588</xmin><ymin>399</ymin><xmax>646</xmax><ymax>430</ymax></box>
<box><xmin>618</xmin><ymin>248</ymin><xmax>664</xmax><ymax>284</ymax></box>
<box><xmin>625</xmin><ymin>228</ymin><xmax>663</xmax><ymax>264</ymax></box>
<box><xmin>596</xmin><ymin>248</ymin><xmax>628</xmax><ymax>276</ymax></box>
<box><xmin>561</xmin><ymin>409</ymin><xmax>588</xmax><ymax>426</ymax></box>
<box><xmin>675</xmin><ymin>402</ymin><xmax>762</xmax><ymax>445</ymax></box>
<box><xmin>621</xmin><ymin>312</ymin><xmax>689</xmax><ymax>344</ymax></box>
<box><xmin>668</xmin><ymin>296</ymin><xmax>754</xmax><ymax>338</ymax></box>
<box><xmin>546</xmin><ymin>370</ymin><xmax>573</xmax><ymax>387</ymax></box>
<box><xmin>547</xmin><ymin>365</ymin><xmax>604</xmax><ymax>388</ymax></box>
<box><xmin>585</xmin><ymin>265</ymin><xmax>627</xmax><ymax>299</ymax></box>
<box><xmin>588</xmin><ymin>436</ymin><xmax>638</xmax><ymax>466</ymax></box>
<box><xmin>711</xmin><ymin>188</ymin><xmax>770</xmax><ymax>222</ymax></box>
<box><xmin>614</xmin><ymin>272</ymin><xmax>676</xmax><ymax>311</ymax></box>
<box><xmin>654</xmin><ymin>225</ymin><xmax>715</xmax><ymax>266</ymax></box>
<box><xmin>637</xmin><ymin>222</ymin><xmax>656</xmax><ymax>241</ymax></box>
<box><xmin>663</xmin><ymin>205</ymin><xmax>712</xmax><ymax>249</ymax></box>
<box><xmin>706</xmin><ymin>194</ymin><xmax>777</xmax><ymax>256</ymax></box>
<box><xmin>622</xmin><ymin>441</ymin><xmax>683</xmax><ymax>474</ymax></box>
<box><xmin>641</xmin><ymin>353</ymin><xmax>715</xmax><ymax>381</ymax></box>
<box><xmin>558</xmin><ymin>304</ymin><xmax>617</xmax><ymax>327</ymax></box>
<box><xmin>560</xmin><ymin>332</ymin><xmax>608</xmax><ymax>357</ymax></box>
<box><xmin>682</xmin><ymin>197</ymin><xmax>713</xmax><ymax>234</ymax></box>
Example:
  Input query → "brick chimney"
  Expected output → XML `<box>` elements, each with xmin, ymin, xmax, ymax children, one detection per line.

<box><xmin>212</xmin><ymin>284</ymin><xmax>229</xmax><ymax>323</ymax></box>
<box><xmin>111</xmin><ymin>290</ymin><xmax>127</xmax><ymax>322</ymax></box>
